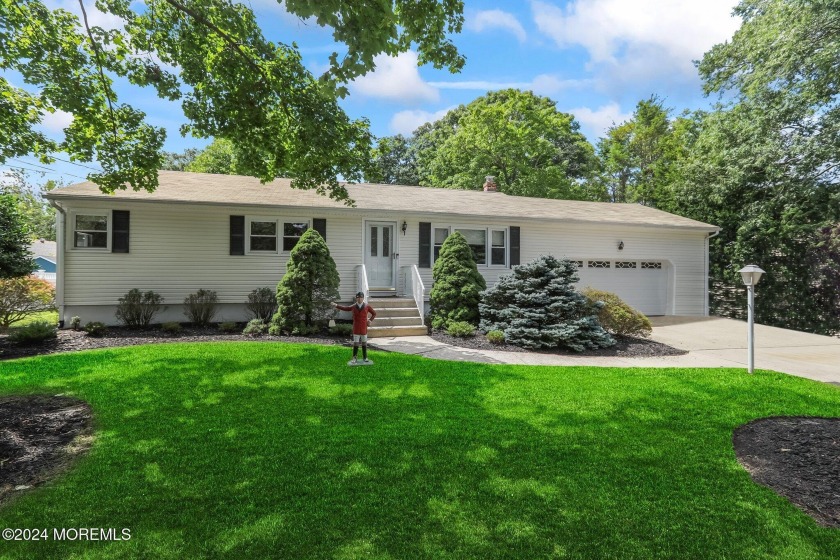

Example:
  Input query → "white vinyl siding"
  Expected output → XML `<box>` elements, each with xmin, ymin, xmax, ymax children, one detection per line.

<box><xmin>58</xmin><ymin>200</ymin><xmax>709</xmax><ymax>323</ymax></box>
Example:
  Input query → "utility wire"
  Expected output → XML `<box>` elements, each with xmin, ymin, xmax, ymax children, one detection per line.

<box><xmin>3</xmin><ymin>160</ymin><xmax>87</xmax><ymax>180</ymax></box>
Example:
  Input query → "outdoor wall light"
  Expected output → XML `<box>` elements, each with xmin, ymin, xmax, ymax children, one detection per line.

<box><xmin>401</xmin><ymin>221</ymin><xmax>407</xmax><ymax>235</ymax></box>
<box><xmin>618</xmin><ymin>241</ymin><xmax>624</xmax><ymax>250</ymax></box>
<box><xmin>739</xmin><ymin>264</ymin><xmax>766</xmax><ymax>374</ymax></box>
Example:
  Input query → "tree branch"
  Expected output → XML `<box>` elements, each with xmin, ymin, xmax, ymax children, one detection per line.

<box><xmin>78</xmin><ymin>0</ymin><xmax>120</xmax><ymax>143</ymax></box>
<box><xmin>161</xmin><ymin>0</ymin><xmax>268</xmax><ymax>84</ymax></box>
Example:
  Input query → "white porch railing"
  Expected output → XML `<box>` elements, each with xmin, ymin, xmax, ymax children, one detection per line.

<box><xmin>403</xmin><ymin>264</ymin><xmax>425</xmax><ymax>320</ymax></box>
<box><xmin>33</xmin><ymin>271</ymin><xmax>56</xmax><ymax>283</ymax></box>
<box><xmin>356</xmin><ymin>264</ymin><xmax>369</xmax><ymax>303</ymax></box>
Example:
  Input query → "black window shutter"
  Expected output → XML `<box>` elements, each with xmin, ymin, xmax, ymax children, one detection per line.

<box><xmin>111</xmin><ymin>210</ymin><xmax>130</xmax><ymax>253</ymax></box>
<box><xmin>509</xmin><ymin>226</ymin><xmax>520</xmax><ymax>268</ymax></box>
<box><xmin>230</xmin><ymin>215</ymin><xmax>245</xmax><ymax>255</ymax></box>
<box><xmin>418</xmin><ymin>222</ymin><xmax>431</xmax><ymax>268</ymax></box>
<box><xmin>313</xmin><ymin>218</ymin><xmax>327</xmax><ymax>240</ymax></box>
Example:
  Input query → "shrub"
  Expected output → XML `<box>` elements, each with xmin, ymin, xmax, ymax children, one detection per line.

<box><xmin>486</xmin><ymin>330</ymin><xmax>505</xmax><ymax>345</ymax></box>
<box><xmin>84</xmin><ymin>321</ymin><xmax>107</xmax><ymax>337</ymax></box>
<box><xmin>272</xmin><ymin>229</ymin><xmax>340</xmax><ymax>334</ymax></box>
<box><xmin>70</xmin><ymin>316</ymin><xmax>81</xmax><ymax>330</ymax></box>
<box><xmin>243</xmin><ymin>319</ymin><xmax>268</xmax><ymax>336</ymax></box>
<box><xmin>218</xmin><ymin>321</ymin><xmax>239</xmax><ymax>333</ymax></box>
<box><xmin>0</xmin><ymin>276</ymin><xmax>55</xmax><ymax>330</ymax></box>
<box><xmin>115</xmin><ymin>289</ymin><xmax>164</xmax><ymax>328</ymax></box>
<box><xmin>429</xmin><ymin>231</ymin><xmax>486</xmax><ymax>330</ymax></box>
<box><xmin>161</xmin><ymin>321</ymin><xmax>183</xmax><ymax>334</ymax></box>
<box><xmin>267</xmin><ymin>324</ymin><xmax>282</xmax><ymax>336</ymax></box>
<box><xmin>329</xmin><ymin>323</ymin><xmax>353</xmax><ymax>336</ymax></box>
<box><xmin>446</xmin><ymin>321</ymin><xmax>475</xmax><ymax>338</ymax></box>
<box><xmin>479</xmin><ymin>255</ymin><xmax>614</xmax><ymax>352</ymax></box>
<box><xmin>184</xmin><ymin>289</ymin><xmax>218</xmax><ymax>326</ymax></box>
<box><xmin>581</xmin><ymin>288</ymin><xmax>653</xmax><ymax>338</ymax></box>
<box><xmin>246</xmin><ymin>287</ymin><xmax>277</xmax><ymax>323</ymax></box>
<box><xmin>8</xmin><ymin>321</ymin><xmax>57</xmax><ymax>346</ymax></box>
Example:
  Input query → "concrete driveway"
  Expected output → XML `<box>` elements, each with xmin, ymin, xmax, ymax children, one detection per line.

<box><xmin>372</xmin><ymin>316</ymin><xmax>840</xmax><ymax>385</ymax></box>
<box><xmin>646</xmin><ymin>316</ymin><xmax>840</xmax><ymax>384</ymax></box>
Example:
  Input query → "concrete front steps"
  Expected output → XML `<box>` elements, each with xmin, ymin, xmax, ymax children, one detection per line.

<box><xmin>367</xmin><ymin>297</ymin><xmax>427</xmax><ymax>338</ymax></box>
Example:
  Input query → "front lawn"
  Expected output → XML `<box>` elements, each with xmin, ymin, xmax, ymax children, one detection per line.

<box><xmin>0</xmin><ymin>343</ymin><xmax>838</xmax><ymax>559</ymax></box>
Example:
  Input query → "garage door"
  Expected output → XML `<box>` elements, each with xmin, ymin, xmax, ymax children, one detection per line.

<box><xmin>575</xmin><ymin>260</ymin><xmax>667</xmax><ymax>316</ymax></box>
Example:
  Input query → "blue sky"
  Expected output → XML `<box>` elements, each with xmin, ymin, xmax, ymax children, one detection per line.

<box><xmin>3</xmin><ymin>0</ymin><xmax>743</xmax><ymax>185</ymax></box>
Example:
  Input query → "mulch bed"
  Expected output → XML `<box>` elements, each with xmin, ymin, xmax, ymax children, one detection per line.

<box><xmin>0</xmin><ymin>395</ymin><xmax>93</xmax><ymax>506</ymax></box>
<box><xmin>430</xmin><ymin>331</ymin><xmax>688</xmax><ymax>357</ymax></box>
<box><xmin>0</xmin><ymin>326</ymin><xmax>344</xmax><ymax>361</ymax></box>
<box><xmin>733</xmin><ymin>417</ymin><xmax>840</xmax><ymax>528</ymax></box>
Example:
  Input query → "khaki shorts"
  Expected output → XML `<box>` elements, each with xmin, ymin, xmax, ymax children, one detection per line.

<box><xmin>352</xmin><ymin>334</ymin><xmax>368</xmax><ymax>344</ymax></box>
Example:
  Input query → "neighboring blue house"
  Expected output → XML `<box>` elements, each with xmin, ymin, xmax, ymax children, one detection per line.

<box><xmin>34</xmin><ymin>256</ymin><xmax>56</xmax><ymax>273</ymax></box>
<box><xmin>29</xmin><ymin>240</ymin><xmax>57</xmax><ymax>283</ymax></box>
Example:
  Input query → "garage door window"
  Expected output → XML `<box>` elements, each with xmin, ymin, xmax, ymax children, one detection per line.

<box><xmin>588</xmin><ymin>261</ymin><xmax>611</xmax><ymax>268</ymax></box>
<box><xmin>641</xmin><ymin>262</ymin><xmax>662</xmax><ymax>269</ymax></box>
<box><xmin>616</xmin><ymin>261</ymin><xmax>637</xmax><ymax>269</ymax></box>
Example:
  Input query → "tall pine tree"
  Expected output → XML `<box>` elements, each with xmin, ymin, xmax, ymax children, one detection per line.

<box><xmin>0</xmin><ymin>194</ymin><xmax>36</xmax><ymax>279</ymax></box>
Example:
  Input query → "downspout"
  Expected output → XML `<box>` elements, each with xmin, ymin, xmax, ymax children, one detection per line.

<box><xmin>49</xmin><ymin>200</ymin><xmax>66</xmax><ymax>327</ymax></box>
<box><xmin>705</xmin><ymin>230</ymin><xmax>720</xmax><ymax>316</ymax></box>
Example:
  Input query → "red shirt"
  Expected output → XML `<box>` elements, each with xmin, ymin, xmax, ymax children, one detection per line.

<box><xmin>335</xmin><ymin>303</ymin><xmax>377</xmax><ymax>335</ymax></box>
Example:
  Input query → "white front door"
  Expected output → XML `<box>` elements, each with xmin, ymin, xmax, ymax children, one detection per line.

<box><xmin>365</xmin><ymin>222</ymin><xmax>397</xmax><ymax>289</ymax></box>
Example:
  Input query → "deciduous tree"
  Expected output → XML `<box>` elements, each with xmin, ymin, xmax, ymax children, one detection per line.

<box><xmin>0</xmin><ymin>0</ymin><xmax>465</xmax><ymax>202</ymax></box>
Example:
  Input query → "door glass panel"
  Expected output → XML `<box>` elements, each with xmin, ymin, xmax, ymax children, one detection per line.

<box><xmin>370</xmin><ymin>227</ymin><xmax>378</xmax><ymax>257</ymax></box>
<box><xmin>383</xmin><ymin>227</ymin><xmax>390</xmax><ymax>257</ymax></box>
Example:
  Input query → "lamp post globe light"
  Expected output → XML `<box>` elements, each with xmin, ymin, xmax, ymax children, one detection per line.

<box><xmin>739</xmin><ymin>264</ymin><xmax>766</xmax><ymax>374</ymax></box>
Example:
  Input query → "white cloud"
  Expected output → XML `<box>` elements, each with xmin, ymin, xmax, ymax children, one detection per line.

<box><xmin>429</xmin><ymin>74</ymin><xmax>587</xmax><ymax>96</ymax></box>
<box><xmin>389</xmin><ymin>107</ymin><xmax>454</xmax><ymax>136</ymax></box>
<box><xmin>44</xmin><ymin>0</ymin><xmax>125</xmax><ymax>30</ymax></box>
<box><xmin>532</xmin><ymin>0</ymin><xmax>740</xmax><ymax>81</ymax></box>
<box><xmin>467</xmin><ymin>9</ymin><xmax>527</xmax><ymax>43</ymax></box>
<box><xmin>567</xmin><ymin>103</ymin><xmax>633</xmax><ymax>140</ymax></box>
<box><xmin>40</xmin><ymin>109</ymin><xmax>74</xmax><ymax>133</ymax></box>
<box><xmin>350</xmin><ymin>51</ymin><xmax>439</xmax><ymax>104</ymax></box>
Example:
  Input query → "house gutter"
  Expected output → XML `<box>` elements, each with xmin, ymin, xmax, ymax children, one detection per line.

<box><xmin>48</xmin><ymin>200</ymin><xmax>66</xmax><ymax>327</ymax></box>
<box><xmin>705</xmin><ymin>230</ymin><xmax>720</xmax><ymax>316</ymax></box>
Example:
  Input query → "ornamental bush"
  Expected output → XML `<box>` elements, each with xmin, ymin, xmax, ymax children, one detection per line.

<box><xmin>115</xmin><ymin>289</ymin><xmax>164</xmax><ymax>328</ymax></box>
<box><xmin>84</xmin><ymin>321</ymin><xmax>107</xmax><ymax>337</ymax></box>
<box><xmin>486</xmin><ymin>330</ymin><xmax>505</xmax><ymax>345</ymax></box>
<box><xmin>246</xmin><ymin>287</ymin><xmax>277</xmax><ymax>322</ymax></box>
<box><xmin>271</xmin><ymin>229</ymin><xmax>340</xmax><ymax>334</ymax></box>
<box><xmin>0</xmin><ymin>276</ymin><xmax>55</xmax><ymax>330</ymax></box>
<box><xmin>582</xmin><ymin>287</ymin><xmax>652</xmax><ymax>338</ymax></box>
<box><xmin>446</xmin><ymin>320</ymin><xmax>475</xmax><ymax>338</ymax></box>
<box><xmin>429</xmin><ymin>231</ymin><xmax>486</xmax><ymax>330</ymax></box>
<box><xmin>8</xmin><ymin>321</ymin><xmax>57</xmax><ymax>346</ymax></box>
<box><xmin>479</xmin><ymin>255</ymin><xmax>614</xmax><ymax>352</ymax></box>
<box><xmin>183</xmin><ymin>289</ymin><xmax>219</xmax><ymax>326</ymax></box>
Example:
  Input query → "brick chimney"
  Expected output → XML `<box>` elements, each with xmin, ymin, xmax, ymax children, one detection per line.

<box><xmin>483</xmin><ymin>175</ymin><xmax>499</xmax><ymax>192</ymax></box>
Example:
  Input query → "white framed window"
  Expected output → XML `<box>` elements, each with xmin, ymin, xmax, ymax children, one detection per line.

<box><xmin>431</xmin><ymin>225</ymin><xmax>509</xmax><ymax>268</ymax></box>
<box><xmin>282</xmin><ymin>220</ymin><xmax>310</xmax><ymax>251</ymax></box>
<box><xmin>454</xmin><ymin>228</ymin><xmax>487</xmax><ymax>265</ymax></box>
<box><xmin>433</xmin><ymin>226</ymin><xmax>450</xmax><ymax>262</ymax></box>
<box><xmin>490</xmin><ymin>229</ymin><xmax>507</xmax><ymax>266</ymax></box>
<box><xmin>248</xmin><ymin>219</ymin><xmax>278</xmax><ymax>253</ymax></box>
<box><xmin>72</xmin><ymin>211</ymin><xmax>109</xmax><ymax>249</ymax></box>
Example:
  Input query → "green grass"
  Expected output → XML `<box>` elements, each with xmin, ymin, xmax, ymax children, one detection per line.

<box><xmin>7</xmin><ymin>310</ymin><xmax>59</xmax><ymax>329</ymax></box>
<box><xmin>0</xmin><ymin>342</ymin><xmax>839</xmax><ymax>559</ymax></box>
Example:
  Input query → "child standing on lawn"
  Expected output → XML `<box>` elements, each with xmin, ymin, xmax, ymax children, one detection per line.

<box><xmin>332</xmin><ymin>292</ymin><xmax>377</xmax><ymax>364</ymax></box>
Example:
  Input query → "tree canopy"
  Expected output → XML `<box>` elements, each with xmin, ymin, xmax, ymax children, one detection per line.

<box><xmin>0</xmin><ymin>0</ymin><xmax>465</xmax><ymax>202</ymax></box>
<box><xmin>371</xmin><ymin>89</ymin><xmax>603</xmax><ymax>200</ymax></box>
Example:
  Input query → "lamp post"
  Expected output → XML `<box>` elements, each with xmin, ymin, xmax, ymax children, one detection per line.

<box><xmin>739</xmin><ymin>264</ymin><xmax>765</xmax><ymax>374</ymax></box>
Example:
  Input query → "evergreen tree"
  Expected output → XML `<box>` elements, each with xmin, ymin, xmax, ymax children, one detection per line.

<box><xmin>0</xmin><ymin>194</ymin><xmax>36</xmax><ymax>279</ymax></box>
<box><xmin>429</xmin><ymin>231</ymin><xmax>486</xmax><ymax>330</ymax></box>
<box><xmin>479</xmin><ymin>256</ymin><xmax>614</xmax><ymax>351</ymax></box>
<box><xmin>272</xmin><ymin>229</ymin><xmax>340</xmax><ymax>334</ymax></box>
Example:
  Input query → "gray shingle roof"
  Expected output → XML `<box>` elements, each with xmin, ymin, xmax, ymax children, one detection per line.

<box><xmin>47</xmin><ymin>170</ymin><xmax>718</xmax><ymax>231</ymax></box>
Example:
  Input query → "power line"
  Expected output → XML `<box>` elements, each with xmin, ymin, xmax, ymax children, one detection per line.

<box><xmin>48</xmin><ymin>155</ymin><xmax>102</xmax><ymax>172</ymax></box>
<box><xmin>3</xmin><ymin>160</ymin><xmax>87</xmax><ymax>180</ymax></box>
